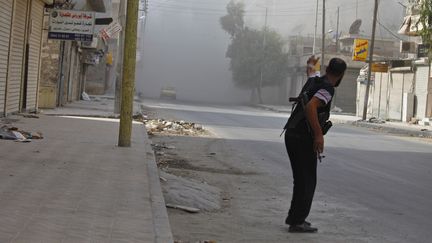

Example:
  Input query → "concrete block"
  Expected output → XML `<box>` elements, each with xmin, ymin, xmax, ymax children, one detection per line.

<box><xmin>418</xmin><ymin>120</ymin><xmax>430</xmax><ymax>126</ymax></box>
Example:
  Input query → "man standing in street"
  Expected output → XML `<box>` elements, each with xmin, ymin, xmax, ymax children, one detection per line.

<box><xmin>283</xmin><ymin>57</ymin><xmax>347</xmax><ymax>233</ymax></box>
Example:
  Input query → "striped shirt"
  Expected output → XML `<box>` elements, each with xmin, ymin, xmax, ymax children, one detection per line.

<box><xmin>314</xmin><ymin>89</ymin><xmax>332</xmax><ymax>105</ymax></box>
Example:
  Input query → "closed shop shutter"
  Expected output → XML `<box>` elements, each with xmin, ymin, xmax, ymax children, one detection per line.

<box><xmin>5</xmin><ymin>0</ymin><xmax>28</xmax><ymax>114</ymax></box>
<box><xmin>415</xmin><ymin>66</ymin><xmax>430</xmax><ymax>119</ymax></box>
<box><xmin>388</xmin><ymin>73</ymin><xmax>404</xmax><ymax>120</ymax></box>
<box><xmin>26</xmin><ymin>0</ymin><xmax>44</xmax><ymax>111</ymax></box>
<box><xmin>0</xmin><ymin>0</ymin><xmax>13</xmax><ymax>116</ymax></box>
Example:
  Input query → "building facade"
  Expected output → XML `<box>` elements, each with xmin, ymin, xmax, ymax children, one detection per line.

<box><xmin>0</xmin><ymin>0</ymin><xmax>51</xmax><ymax>116</ymax></box>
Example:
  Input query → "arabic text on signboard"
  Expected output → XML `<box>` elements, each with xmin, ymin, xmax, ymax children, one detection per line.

<box><xmin>371</xmin><ymin>63</ymin><xmax>389</xmax><ymax>73</ymax></box>
<box><xmin>353</xmin><ymin>39</ymin><xmax>369</xmax><ymax>62</ymax></box>
<box><xmin>48</xmin><ymin>10</ymin><xmax>95</xmax><ymax>42</ymax></box>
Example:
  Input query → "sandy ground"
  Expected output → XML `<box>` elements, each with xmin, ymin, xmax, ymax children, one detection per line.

<box><xmin>150</xmin><ymin>133</ymin><xmax>388</xmax><ymax>243</ymax></box>
<box><xmin>143</xmin><ymin>104</ymin><xmax>423</xmax><ymax>243</ymax></box>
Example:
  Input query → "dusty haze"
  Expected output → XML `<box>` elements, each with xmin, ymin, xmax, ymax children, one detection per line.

<box><xmin>135</xmin><ymin>0</ymin><xmax>407</xmax><ymax>104</ymax></box>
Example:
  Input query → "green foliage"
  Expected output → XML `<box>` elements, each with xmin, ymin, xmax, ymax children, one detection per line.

<box><xmin>418</xmin><ymin>0</ymin><xmax>432</xmax><ymax>56</ymax></box>
<box><xmin>219</xmin><ymin>1</ymin><xmax>245</xmax><ymax>38</ymax></box>
<box><xmin>220</xmin><ymin>1</ymin><xmax>289</xmax><ymax>93</ymax></box>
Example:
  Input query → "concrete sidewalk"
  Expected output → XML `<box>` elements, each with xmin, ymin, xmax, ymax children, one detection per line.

<box><xmin>255</xmin><ymin>104</ymin><xmax>432</xmax><ymax>139</ymax></box>
<box><xmin>0</xmin><ymin>99</ymin><xmax>173</xmax><ymax>242</ymax></box>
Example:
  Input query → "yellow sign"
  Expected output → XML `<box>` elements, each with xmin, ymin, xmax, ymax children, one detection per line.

<box><xmin>371</xmin><ymin>63</ymin><xmax>389</xmax><ymax>73</ymax></box>
<box><xmin>106</xmin><ymin>52</ymin><xmax>113</xmax><ymax>66</ymax></box>
<box><xmin>353</xmin><ymin>39</ymin><xmax>369</xmax><ymax>62</ymax></box>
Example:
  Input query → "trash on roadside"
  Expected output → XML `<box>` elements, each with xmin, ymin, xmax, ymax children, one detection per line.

<box><xmin>166</xmin><ymin>203</ymin><xmax>200</xmax><ymax>213</ymax></box>
<box><xmin>0</xmin><ymin>125</ymin><xmax>43</xmax><ymax>142</ymax></box>
<box><xmin>144</xmin><ymin>119</ymin><xmax>208</xmax><ymax>136</ymax></box>
<box><xmin>409</xmin><ymin>118</ymin><xmax>419</xmax><ymax>125</ymax></box>
<box><xmin>133</xmin><ymin>113</ymin><xmax>149</xmax><ymax>122</ymax></box>
<box><xmin>331</xmin><ymin>106</ymin><xmax>343</xmax><ymax>113</ymax></box>
<box><xmin>368</xmin><ymin>117</ymin><xmax>385</xmax><ymax>124</ymax></box>
<box><xmin>21</xmin><ymin>114</ymin><xmax>39</xmax><ymax>119</ymax></box>
<box><xmin>81</xmin><ymin>92</ymin><xmax>91</xmax><ymax>101</ymax></box>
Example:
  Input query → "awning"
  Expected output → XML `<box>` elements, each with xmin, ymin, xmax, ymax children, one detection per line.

<box><xmin>398</xmin><ymin>14</ymin><xmax>426</xmax><ymax>36</ymax></box>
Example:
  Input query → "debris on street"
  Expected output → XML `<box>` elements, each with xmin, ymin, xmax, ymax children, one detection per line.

<box><xmin>81</xmin><ymin>91</ymin><xmax>91</xmax><ymax>101</ymax></box>
<box><xmin>166</xmin><ymin>203</ymin><xmax>200</xmax><ymax>213</ymax></box>
<box><xmin>20</xmin><ymin>114</ymin><xmax>40</xmax><ymax>119</ymax></box>
<box><xmin>132</xmin><ymin>113</ymin><xmax>148</xmax><ymax>121</ymax></box>
<box><xmin>174</xmin><ymin>241</ymin><xmax>216</xmax><ymax>243</ymax></box>
<box><xmin>144</xmin><ymin>118</ymin><xmax>208</xmax><ymax>136</ymax></box>
<box><xmin>151</xmin><ymin>143</ymin><xmax>176</xmax><ymax>150</ymax></box>
<box><xmin>368</xmin><ymin>117</ymin><xmax>385</xmax><ymax>124</ymax></box>
<box><xmin>0</xmin><ymin>125</ymin><xmax>43</xmax><ymax>142</ymax></box>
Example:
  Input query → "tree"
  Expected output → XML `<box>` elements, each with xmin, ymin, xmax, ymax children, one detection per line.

<box><xmin>220</xmin><ymin>1</ymin><xmax>289</xmax><ymax>103</ymax></box>
<box><xmin>418</xmin><ymin>0</ymin><xmax>432</xmax><ymax>57</ymax></box>
<box><xmin>220</xmin><ymin>1</ymin><xmax>245</xmax><ymax>38</ymax></box>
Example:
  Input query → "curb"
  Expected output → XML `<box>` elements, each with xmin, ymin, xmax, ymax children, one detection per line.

<box><xmin>252</xmin><ymin>104</ymin><xmax>432</xmax><ymax>139</ymax></box>
<box><xmin>350</xmin><ymin>120</ymin><xmax>432</xmax><ymax>139</ymax></box>
<box><xmin>141</xmin><ymin>125</ymin><xmax>174</xmax><ymax>243</ymax></box>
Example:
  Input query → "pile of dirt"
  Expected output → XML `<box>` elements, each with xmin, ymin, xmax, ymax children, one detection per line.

<box><xmin>144</xmin><ymin>119</ymin><xmax>208</xmax><ymax>136</ymax></box>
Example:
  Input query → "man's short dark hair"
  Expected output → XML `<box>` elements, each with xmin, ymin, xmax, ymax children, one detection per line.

<box><xmin>326</xmin><ymin>58</ymin><xmax>347</xmax><ymax>76</ymax></box>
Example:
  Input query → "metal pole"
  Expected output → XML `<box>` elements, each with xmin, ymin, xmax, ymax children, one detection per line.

<box><xmin>336</xmin><ymin>7</ymin><xmax>340</xmax><ymax>53</ymax></box>
<box><xmin>258</xmin><ymin>7</ymin><xmax>268</xmax><ymax>104</ymax></box>
<box><xmin>321</xmin><ymin>0</ymin><xmax>325</xmax><ymax>74</ymax></box>
<box><xmin>118</xmin><ymin>0</ymin><xmax>139</xmax><ymax>147</ymax></box>
<box><xmin>362</xmin><ymin>0</ymin><xmax>379</xmax><ymax>121</ymax></box>
<box><xmin>378</xmin><ymin>73</ymin><xmax>382</xmax><ymax>118</ymax></box>
<box><xmin>313</xmin><ymin>0</ymin><xmax>319</xmax><ymax>54</ymax></box>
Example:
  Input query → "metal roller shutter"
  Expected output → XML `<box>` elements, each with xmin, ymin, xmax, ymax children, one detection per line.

<box><xmin>415</xmin><ymin>66</ymin><xmax>430</xmax><ymax>119</ymax></box>
<box><xmin>0</xmin><ymin>0</ymin><xmax>13</xmax><ymax>116</ymax></box>
<box><xmin>26</xmin><ymin>0</ymin><xmax>44</xmax><ymax>111</ymax></box>
<box><xmin>5</xmin><ymin>0</ymin><xmax>28</xmax><ymax>114</ymax></box>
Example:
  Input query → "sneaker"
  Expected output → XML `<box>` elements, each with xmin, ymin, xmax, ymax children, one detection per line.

<box><xmin>288</xmin><ymin>222</ymin><xmax>318</xmax><ymax>233</ymax></box>
<box><xmin>285</xmin><ymin>216</ymin><xmax>312</xmax><ymax>227</ymax></box>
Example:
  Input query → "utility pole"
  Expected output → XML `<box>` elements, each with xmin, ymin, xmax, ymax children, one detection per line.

<box><xmin>114</xmin><ymin>0</ymin><xmax>126</xmax><ymax>114</ymax></box>
<box><xmin>362</xmin><ymin>0</ymin><xmax>379</xmax><ymax>121</ymax></box>
<box><xmin>321</xmin><ymin>0</ymin><xmax>326</xmax><ymax>74</ymax></box>
<box><xmin>118</xmin><ymin>0</ymin><xmax>139</xmax><ymax>147</ymax></box>
<box><xmin>336</xmin><ymin>7</ymin><xmax>340</xmax><ymax>53</ymax></box>
<box><xmin>258</xmin><ymin>7</ymin><xmax>268</xmax><ymax>104</ymax></box>
<box><xmin>313</xmin><ymin>0</ymin><xmax>319</xmax><ymax>54</ymax></box>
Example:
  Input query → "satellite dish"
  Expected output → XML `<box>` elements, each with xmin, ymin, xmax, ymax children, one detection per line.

<box><xmin>349</xmin><ymin>19</ymin><xmax>362</xmax><ymax>34</ymax></box>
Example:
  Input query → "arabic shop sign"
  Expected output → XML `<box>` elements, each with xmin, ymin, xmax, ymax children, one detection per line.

<box><xmin>352</xmin><ymin>38</ymin><xmax>369</xmax><ymax>62</ymax></box>
<box><xmin>48</xmin><ymin>10</ymin><xmax>95</xmax><ymax>42</ymax></box>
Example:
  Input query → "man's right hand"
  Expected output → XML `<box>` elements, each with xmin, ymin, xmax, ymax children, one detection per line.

<box><xmin>313</xmin><ymin>134</ymin><xmax>324</xmax><ymax>154</ymax></box>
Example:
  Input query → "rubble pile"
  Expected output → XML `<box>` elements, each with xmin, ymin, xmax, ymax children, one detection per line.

<box><xmin>144</xmin><ymin>119</ymin><xmax>207</xmax><ymax>136</ymax></box>
<box><xmin>0</xmin><ymin>125</ymin><xmax>43</xmax><ymax>142</ymax></box>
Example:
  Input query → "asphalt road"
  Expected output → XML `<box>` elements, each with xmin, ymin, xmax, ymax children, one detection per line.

<box><xmin>144</xmin><ymin>99</ymin><xmax>432</xmax><ymax>243</ymax></box>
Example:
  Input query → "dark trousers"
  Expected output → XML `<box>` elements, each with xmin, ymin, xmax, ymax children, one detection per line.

<box><xmin>284</xmin><ymin>131</ymin><xmax>317</xmax><ymax>225</ymax></box>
